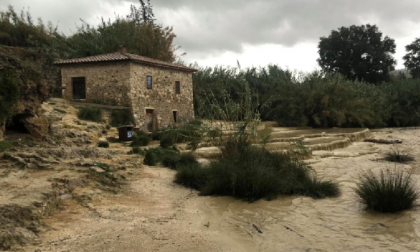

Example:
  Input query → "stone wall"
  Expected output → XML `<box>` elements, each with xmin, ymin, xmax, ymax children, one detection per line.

<box><xmin>61</xmin><ymin>62</ymin><xmax>131</xmax><ymax>107</ymax></box>
<box><xmin>129</xmin><ymin>63</ymin><xmax>194</xmax><ymax>131</ymax></box>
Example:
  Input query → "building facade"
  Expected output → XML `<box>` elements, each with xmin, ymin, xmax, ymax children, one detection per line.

<box><xmin>55</xmin><ymin>47</ymin><xmax>196</xmax><ymax>131</ymax></box>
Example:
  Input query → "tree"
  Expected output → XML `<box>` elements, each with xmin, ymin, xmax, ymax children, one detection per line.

<box><xmin>403</xmin><ymin>38</ymin><xmax>420</xmax><ymax>79</ymax></box>
<box><xmin>318</xmin><ymin>24</ymin><xmax>396</xmax><ymax>84</ymax></box>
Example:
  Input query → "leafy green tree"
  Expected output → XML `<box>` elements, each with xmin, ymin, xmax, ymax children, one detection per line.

<box><xmin>318</xmin><ymin>24</ymin><xmax>396</xmax><ymax>84</ymax></box>
<box><xmin>403</xmin><ymin>38</ymin><xmax>420</xmax><ymax>79</ymax></box>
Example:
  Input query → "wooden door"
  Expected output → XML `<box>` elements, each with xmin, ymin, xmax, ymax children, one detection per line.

<box><xmin>146</xmin><ymin>109</ymin><xmax>154</xmax><ymax>132</ymax></box>
<box><xmin>72</xmin><ymin>77</ymin><xmax>86</xmax><ymax>99</ymax></box>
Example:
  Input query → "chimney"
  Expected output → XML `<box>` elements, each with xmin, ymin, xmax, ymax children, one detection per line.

<box><xmin>118</xmin><ymin>43</ymin><xmax>127</xmax><ymax>54</ymax></box>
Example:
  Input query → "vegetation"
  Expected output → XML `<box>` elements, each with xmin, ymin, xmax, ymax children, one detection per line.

<box><xmin>131</xmin><ymin>146</ymin><xmax>145</xmax><ymax>155</ymax></box>
<box><xmin>0</xmin><ymin>141</ymin><xmax>13</xmax><ymax>152</ymax></box>
<box><xmin>77</xmin><ymin>107</ymin><xmax>102</xmax><ymax>122</ymax></box>
<box><xmin>156</xmin><ymin>119</ymin><xmax>205</xmax><ymax>150</ymax></box>
<box><xmin>130</xmin><ymin>131</ymin><xmax>150</xmax><ymax>147</ymax></box>
<box><xmin>144</xmin><ymin>148</ymin><xmax>159</xmax><ymax>166</ymax></box>
<box><xmin>318</xmin><ymin>24</ymin><xmax>396</xmax><ymax>84</ymax></box>
<box><xmin>356</xmin><ymin>169</ymin><xmax>418</xmax><ymax>213</ymax></box>
<box><xmin>110</xmin><ymin>109</ymin><xmax>134</xmax><ymax>127</ymax></box>
<box><xmin>0</xmin><ymin>70</ymin><xmax>19</xmax><ymax>124</ymax></box>
<box><xmin>97</xmin><ymin>141</ymin><xmax>109</xmax><ymax>148</ymax></box>
<box><xmin>175</xmin><ymin>163</ymin><xmax>207</xmax><ymax>190</ymax></box>
<box><xmin>162</xmin><ymin>152</ymin><xmax>198</xmax><ymax>170</ymax></box>
<box><xmin>384</xmin><ymin>149</ymin><xmax>415</xmax><ymax>163</ymax></box>
<box><xmin>403</xmin><ymin>38</ymin><xmax>420</xmax><ymax>79</ymax></box>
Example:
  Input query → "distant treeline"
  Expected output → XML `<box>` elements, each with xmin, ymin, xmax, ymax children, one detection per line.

<box><xmin>193</xmin><ymin>65</ymin><xmax>420</xmax><ymax>128</ymax></box>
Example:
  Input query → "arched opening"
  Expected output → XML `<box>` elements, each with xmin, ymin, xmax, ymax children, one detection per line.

<box><xmin>5</xmin><ymin>113</ymin><xmax>31</xmax><ymax>134</ymax></box>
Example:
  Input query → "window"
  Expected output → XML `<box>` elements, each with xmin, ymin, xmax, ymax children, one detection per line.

<box><xmin>72</xmin><ymin>77</ymin><xmax>86</xmax><ymax>99</ymax></box>
<box><xmin>173</xmin><ymin>111</ymin><xmax>177</xmax><ymax>123</ymax></box>
<box><xmin>175</xmin><ymin>81</ymin><xmax>180</xmax><ymax>94</ymax></box>
<box><xmin>146</xmin><ymin>76</ymin><xmax>152</xmax><ymax>89</ymax></box>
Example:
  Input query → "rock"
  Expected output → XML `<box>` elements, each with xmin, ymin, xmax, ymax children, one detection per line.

<box><xmin>60</xmin><ymin>194</ymin><xmax>73</xmax><ymax>200</ymax></box>
<box><xmin>90</xmin><ymin>166</ymin><xmax>105</xmax><ymax>173</ymax></box>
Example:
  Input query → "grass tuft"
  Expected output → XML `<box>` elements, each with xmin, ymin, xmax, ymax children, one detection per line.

<box><xmin>110</xmin><ymin>109</ymin><xmax>134</xmax><ymax>127</ymax></box>
<box><xmin>144</xmin><ymin>149</ymin><xmax>158</xmax><ymax>166</ymax></box>
<box><xmin>77</xmin><ymin>107</ymin><xmax>102</xmax><ymax>122</ymax></box>
<box><xmin>384</xmin><ymin>149</ymin><xmax>415</xmax><ymax>163</ymax></box>
<box><xmin>130</xmin><ymin>131</ymin><xmax>150</xmax><ymax>147</ymax></box>
<box><xmin>98</xmin><ymin>141</ymin><xmax>109</xmax><ymax>148</ymax></box>
<box><xmin>175</xmin><ymin>163</ymin><xmax>208</xmax><ymax>190</ymax></box>
<box><xmin>0</xmin><ymin>141</ymin><xmax>13</xmax><ymax>152</ymax></box>
<box><xmin>356</xmin><ymin>169</ymin><xmax>418</xmax><ymax>213</ymax></box>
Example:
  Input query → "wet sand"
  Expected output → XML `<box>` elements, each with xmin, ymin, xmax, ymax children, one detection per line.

<box><xmin>28</xmin><ymin>128</ymin><xmax>420</xmax><ymax>252</ymax></box>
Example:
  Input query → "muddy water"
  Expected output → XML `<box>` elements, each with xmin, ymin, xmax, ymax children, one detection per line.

<box><xmin>200</xmin><ymin>130</ymin><xmax>420</xmax><ymax>252</ymax></box>
<box><xmin>28</xmin><ymin>128</ymin><xmax>420</xmax><ymax>252</ymax></box>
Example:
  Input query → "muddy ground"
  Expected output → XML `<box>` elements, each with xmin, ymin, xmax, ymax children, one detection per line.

<box><xmin>2</xmin><ymin>99</ymin><xmax>420</xmax><ymax>251</ymax></box>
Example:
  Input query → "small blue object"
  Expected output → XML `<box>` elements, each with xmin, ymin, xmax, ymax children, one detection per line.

<box><xmin>127</xmin><ymin>131</ymin><xmax>132</xmax><ymax>138</ymax></box>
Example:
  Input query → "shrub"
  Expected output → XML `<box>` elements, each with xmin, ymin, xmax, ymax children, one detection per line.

<box><xmin>356</xmin><ymin>169</ymin><xmax>418</xmax><ymax>213</ymax></box>
<box><xmin>98</xmin><ymin>141</ymin><xmax>109</xmax><ymax>148</ymax></box>
<box><xmin>175</xmin><ymin>163</ymin><xmax>208</xmax><ymax>190</ymax></box>
<box><xmin>77</xmin><ymin>107</ymin><xmax>102</xmax><ymax>122</ymax></box>
<box><xmin>384</xmin><ymin>149</ymin><xmax>415</xmax><ymax>163</ymax></box>
<box><xmin>162</xmin><ymin>152</ymin><xmax>198</xmax><ymax>170</ymax></box>
<box><xmin>130</xmin><ymin>131</ymin><xmax>150</xmax><ymax>147</ymax></box>
<box><xmin>0</xmin><ymin>70</ymin><xmax>20</xmax><ymax>123</ymax></box>
<box><xmin>144</xmin><ymin>149</ymin><xmax>158</xmax><ymax>166</ymax></box>
<box><xmin>160</xmin><ymin>134</ymin><xmax>174</xmax><ymax>148</ymax></box>
<box><xmin>0</xmin><ymin>141</ymin><xmax>13</xmax><ymax>152</ymax></box>
<box><xmin>131</xmin><ymin>146</ymin><xmax>145</xmax><ymax>155</ymax></box>
<box><xmin>110</xmin><ymin>109</ymin><xmax>134</xmax><ymax>127</ymax></box>
<box><xmin>200</xmin><ymin>145</ymin><xmax>339</xmax><ymax>202</ymax></box>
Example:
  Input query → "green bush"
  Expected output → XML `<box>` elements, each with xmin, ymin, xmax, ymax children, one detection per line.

<box><xmin>110</xmin><ymin>109</ymin><xmax>134</xmax><ymax>127</ymax></box>
<box><xmin>160</xmin><ymin>134</ymin><xmax>174</xmax><ymax>148</ymax></box>
<box><xmin>131</xmin><ymin>146</ymin><xmax>145</xmax><ymax>155</ymax></box>
<box><xmin>175</xmin><ymin>163</ymin><xmax>208</xmax><ymax>190</ymax></box>
<box><xmin>144</xmin><ymin>149</ymin><xmax>158</xmax><ymax>166</ymax></box>
<box><xmin>384</xmin><ymin>149</ymin><xmax>415</xmax><ymax>163</ymax></box>
<box><xmin>0</xmin><ymin>70</ymin><xmax>20</xmax><ymax>123</ymax></box>
<box><xmin>162</xmin><ymin>152</ymin><xmax>198</xmax><ymax>170</ymax></box>
<box><xmin>156</xmin><ymin>119</ymin><xmax>204</xmax><ymax>149</ymax></box>
<box><xmin>0</xmin><ymin>141</ymin><xmax>13</xmax><ymax>152</ymax></box>
<box><xmin>130</xmin><ymin>131</ymin><xmax>150</xmax><ymax>147</ymax></box>
<box><xmin>356</xmin><ymin>169</ymin><xmax>418</xmax><ymax>213</ymax></box>
<box><xmin>77</xmin><ymin>107</ymin><xmax>102</xmax><ymax>122</ymax></box>
<box><xmin>98</xmin><ymin>141</ymin><xmax>109</xmax><ymax>148</ymax></box>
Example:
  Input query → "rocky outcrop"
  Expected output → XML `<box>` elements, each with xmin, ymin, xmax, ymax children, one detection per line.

<box><xmin>0</xmin><ymin>45</ymin><xmax>59</xmax><ymax>140</ymax></box>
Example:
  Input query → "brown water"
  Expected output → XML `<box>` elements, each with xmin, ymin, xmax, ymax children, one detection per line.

<box><xmin>28</xmin><ymin>128</ymin><xmax>420</xmax><ymax>252</ymax></box>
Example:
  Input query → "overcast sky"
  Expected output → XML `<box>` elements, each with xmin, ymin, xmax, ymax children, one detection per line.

<box><xmin>2</xmin><ymin>0</ymin><xmax>420</xmax><ymax>71</ymax></box>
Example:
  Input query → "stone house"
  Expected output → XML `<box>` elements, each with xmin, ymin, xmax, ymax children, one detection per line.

<box><xmin>54</xmin><ymin>46</ymin><xmax>197</xmax><ymax>132</ymax></box>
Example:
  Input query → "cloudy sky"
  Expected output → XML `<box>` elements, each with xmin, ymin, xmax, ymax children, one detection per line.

<box><xmin>2</xmin><ymin>0</ymin><xmax>420</xmax><ymax>71</ymax></box>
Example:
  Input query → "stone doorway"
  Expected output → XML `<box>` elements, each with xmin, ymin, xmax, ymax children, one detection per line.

<box><xmin>72</xmin><ymin>77</ymin><xmax>86</xmax><ymax>99</ymax></box>
<box><xmin>146</xmin><ymin>109</ymin><xmax>154</xmax><ymax>132</ymax></box>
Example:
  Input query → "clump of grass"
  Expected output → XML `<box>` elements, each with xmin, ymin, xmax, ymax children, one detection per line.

<box><xmin>160</xmin><ymin>134</ymin><xmax>174</xmax><ymax>148</ymax></box>
<box><xmin>98</xmin><ymin>141</ymin><xmax>109</xmax><ymax>148</ymax></box>
<box><xmin>0</xmin><ymin>141</ymin><xmax>13</xmax><ymax>152</ymax></box>
<box><xmin>384</xmin><ymin>149</ymin><xmax>415</xmax><ymax>163</ymax></box>
<box><xmin>356</xmin><ymin>169</ymin><xmax>418</xmax><ymax>213</ymax></box>
<box><xmin>131</xmin><ymin>131</ymin><xmax>150</xmax><ymax>147</ymax></box>
<box><xmin>131</xmin><ymin>146</ymin><xmax>145</xmax><ymax>155</ymax></box>
<box><xmin>175</xmin><ymin>163</ymin><xmax>208</xmax><ymax>190</ymax></box>
<box><xmin>110</xmin><ymin>109</ymin><xmax>134</xmax><ymax>127</ymax></box>
<box><xmin>144</xmin><ymin>149</ymin><xmax>159</xmax><ymax>166</ymax></box>
<box><xmin>77</xmin><ymin>107</ymin><xmax>102</xmax><ymax>122</ymax></box>
<box><xmin>284</xmin><ymin>172</ymin><xmax>341</xmax><ymax>199</ymax></box>
<box><xmin>162</xmin><ymin>152</ymin><xmax>198</xmax><ymax>170</ymax></box>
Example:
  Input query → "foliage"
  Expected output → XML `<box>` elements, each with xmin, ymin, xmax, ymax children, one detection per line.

<box><xmin>175</xmin><ymin>163</ymin><xmax>208</xmax><ymax>190</ymax></box>
<box><xmin>110</xmin><ymin>109</ymin><xmax>134</xmax><ymax>127</ymax></box>
<box><xmin>384</xmin><ymin>149</ymin><xmax>415</xmax><ymax>163</ymax></box>
<box><xmin>157</xmin><ymin>119</ymin><xmax>205</xmax><ymax>150</ymax></box>
<box><xmin>403</xmin><ymin>38</ymin><xmax>420</xmax><ymax>79</ymax></box>
<box><xmin>0</xmin><ymin>69</ymin><xmax>19</xmax><ymax>123</ymax></box>
<box><xmin>162</xmin><ymin>152</ymin><xmax>198</xmax><ymax>170</ymax></box>
<box><xmin>144</xmin><ymin>149</ymin><xmax>158</xmax><ymax>166</ymax></box>
<box><xmin>131</xmin><ymin>146</ymin><xmax>145</xmax><ymax>155</ymax></box>
<box><xmin>77</xmin><ymin>107</ymin><xmax>102</xmax><ymax>122</ymax></box>
<box><xmin>318</xmin><ymin>24</ymin><xmax>396</xmax><ymax>84</ymax></box>
<box><xmin>356</xmin><ymin>169</ymin><xmax>418</xmax><ymax>213</ymax></box>
<box><xmin>130</xmin><ymin>131</ymin><xmax>150</xmax><ymax>147</ymax></box>
<box><xmin>0</xmin><ymin>141</ymin><xmax>13</xmax><ymax>152</ymax></box>
<box><xmin>97</xmin><ymin>141</ymin><xmax>109</xmax><ymax>148</ymax></box>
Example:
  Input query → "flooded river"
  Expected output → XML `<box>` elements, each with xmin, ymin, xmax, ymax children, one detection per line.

<box><xmin>29</xmin><ymin>128</ymin><xmax>420</xmax><ymax>252</ymax></box>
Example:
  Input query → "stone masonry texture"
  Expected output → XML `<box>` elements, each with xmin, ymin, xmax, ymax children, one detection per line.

<box><xmin>60</xmin><ymin>61</ymin><xmax>194</xmax><ymax>131</ymax></box>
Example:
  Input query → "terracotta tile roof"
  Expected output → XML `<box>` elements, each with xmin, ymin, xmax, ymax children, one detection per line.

<box><xmin>54</xmin><ymin>52</ymin><xmax>197</xmax><ymax>72</ymax></box>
